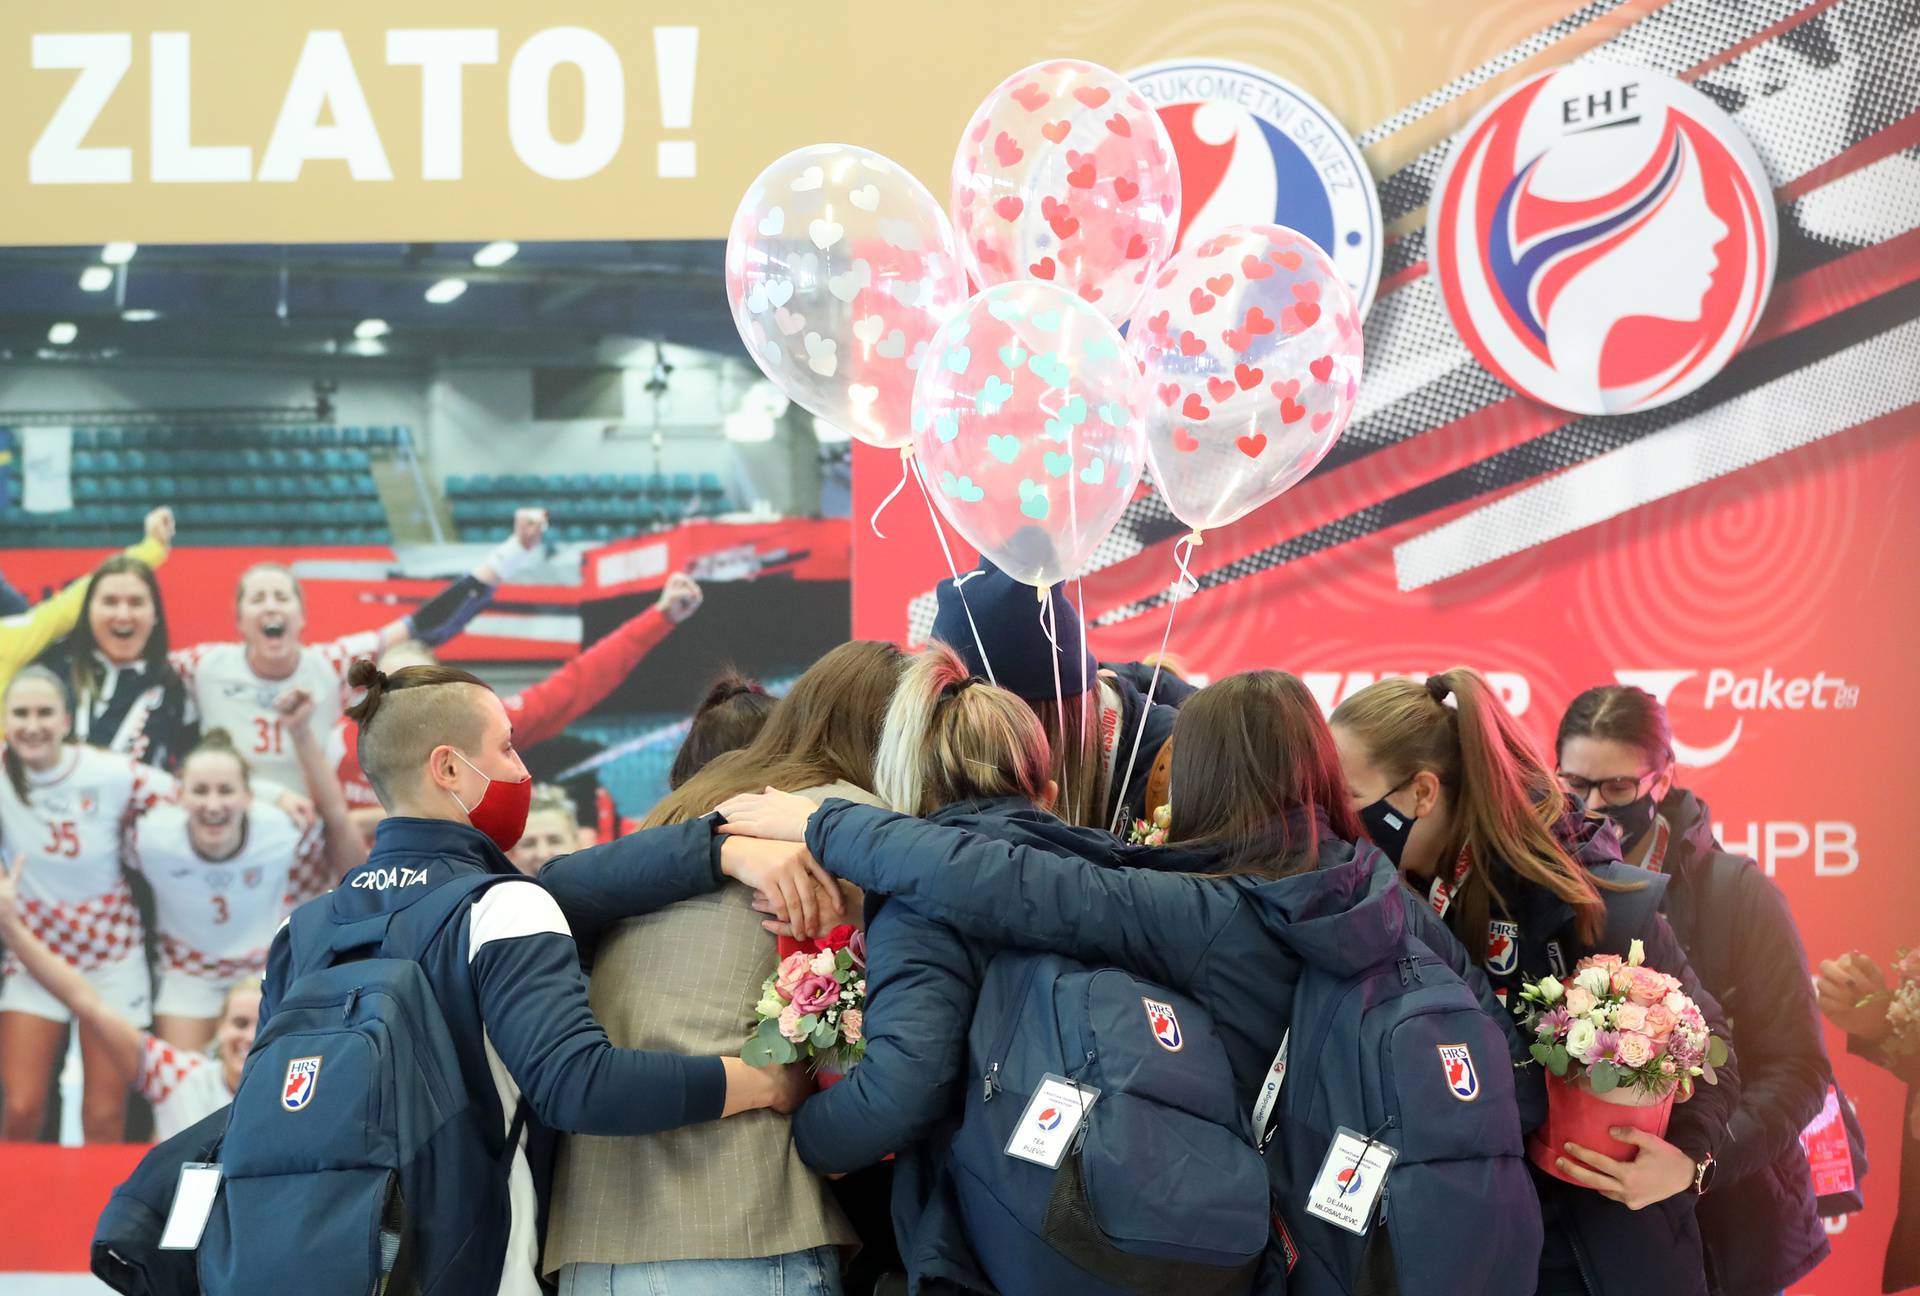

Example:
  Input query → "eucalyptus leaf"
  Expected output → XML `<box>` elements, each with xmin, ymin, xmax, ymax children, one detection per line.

<box><xmin>1707</xmin><ymin>1036</ymin><xmax>1729</xmax><ymax>1068</ymax></box>
<box><xmin>836</xmin><ymin>949</ymin><xmax>854</xmax><ymax>972</ymax></box>
<box><xmin>796</xmin><ymin>1013</ymin><xmax>819</xmax><ymax>1035</ymax></box>
<box><xmin>1589</xmin><ymin>1062</ymin><xmax>1620</xmax><ymax>1095</ymax></box>
<box><xmin>772</xmin><ymin>1036</ymin><xmax>799</xmax><ymax>1065</ymax></box>
<box><xmin>810</xmin><ymin>1020</ymin><xmax>839</xmax><ymax>1049</ymax></box>
<box><xmin>1548</xmin><ymin>1045</ymin><xmax>1571</xmax><ymax>1076</ymax></box>
<box><xmin>741</xmin><ymin>1035</ymin><xmax>775</xmax><ymax>1068</ymax></box>
<box><xmin>1529</xmin><ymin>1042</ymin><xmax>1553</xmax><ymax>1068</ymax></box>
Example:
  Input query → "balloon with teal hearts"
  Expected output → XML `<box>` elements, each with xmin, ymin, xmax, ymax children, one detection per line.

<box><xmin>725</xmin><ymin>143</ymin><xmax>968</xmax><ymax>450</ymax></box>
<box><xmin>910</xmin><ymin>280</ymin><xmax>1146</xmax><ymax>587</ymax></box>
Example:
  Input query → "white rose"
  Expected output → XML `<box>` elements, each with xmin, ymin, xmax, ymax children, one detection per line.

<box><xmin>1663</xmin><ymin>991</ymin><xmax>1689</xmax><ymax>1013</ymax></box>
<box><xmin>1576</xmin><ymin>967</ymin><xmax>1613</xmax><ymax>998</ymax></box>
<box><xmin>1566</xmin><ymin>1019</ymin><xmax>1599</xmax><ymax>1063</ymax></box>
<box><xmin>810</xmin><ymin>951</ymin><xmax>836</xmax><ymax>976</ymax></box>
<box><xmin>1535</xmin><ymin>977</ymin><xmax>1564</xmax><ymax>1005</ymax></box>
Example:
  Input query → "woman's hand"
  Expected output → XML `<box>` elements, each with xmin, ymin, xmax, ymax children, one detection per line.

<box><xmin>720</xmin><ymin>1056</ymin><xmax>815</xmax><ymax>1116</ymax></box>
<box><xmin>144</xmin><ymin>506</ymin><xmax>176</xmax><ymax>549</ymax></box>
<box><xmin>1557</xmin><ymin>1128</ymin><xmax>1698</xmax><ymax>1209</ymax></box>
<box><xmin>654</xmin><ymin>573</ymin><xmax>703</xmax><ymax>625</ymax></box>
<box><xmin>277</xmin><ymin>790</ymin><xmax>318</xmax><ymax>834</ymax></box>
<box><xmin>274</xmin><ymin>686</ymin><xmax>317</xmax><ymax>737</ymax></box>
<box><xmin>0</xmin><ymin>854</ymin><xmax>24</xmax><ymax>934</ymax></box>
<box><xmin>716</xmin><ymin>787</ymin><xmax>819</xmax><ymax>843</ymax></box>
<box><xmin>719</xmin><ymin>836</ymin><xmax>841</xmax><ymax>940</ymax></box>
<box><xmin>1816</xmin><ymin>952</ymin><xmax>1893</xmax><ymax>1040</ymax></box>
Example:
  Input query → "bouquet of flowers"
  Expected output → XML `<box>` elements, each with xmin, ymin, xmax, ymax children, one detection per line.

<box><xmin>1517</xmin><ymin>939</ymin><xmax>1728</xmax><ymax>1185</ymax></box>
<box><xmin>743</xmin><ymin>922</ymin><xmax>866</xmax><ymax>1073</ymax></box>
<box><xmin>1518</xmin><ymin>938</ymin><xmax>1728</xmax><ymax>1100</ymax></box>
<box><xmin>1128</xmin><ymin>803</ymin><xmax>1171</xmax><ymax>847</ymax></box>
<box><xmin>1878</xmin><ymin>947</ymin><xmax>1920</xmax><ymax>1058</ymax></box>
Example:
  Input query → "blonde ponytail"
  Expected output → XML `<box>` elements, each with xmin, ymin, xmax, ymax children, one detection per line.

<box><xmin>874</xmin><ymin>642</ymin><xmax>1052</xmax><ymax>816</ymax></box>
<box><xmin>1332</xmin><ymin>668</ymin><xmax>1607</xmax><ymax>956</ymax></box>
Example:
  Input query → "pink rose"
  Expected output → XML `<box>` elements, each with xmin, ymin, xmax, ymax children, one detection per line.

<box><xmin>1564</xmin><ymin>986</ymin><xmax>1597</xmax><ymax>1017</ymax></box>
<box><xmin>1613</xmin><ymin>1002</ymin><xmax>1648</xmax><ymax>1033</ymax></box>
<box><xmin>778</xmin><ymin>1002</ymin><xmax>806</xmax><ymax>1041</ymax></box>
<box><xmin>840</xmin><ymin>1009</ymin><xmax>863</xmax><ymax>1045</ymax></box>
<box><xmin>1616</xmin><ymin>1031</ymin><xmax>1654</xmax><ymax>1067</ymax></box>
<box><xmin>774</xmin><ymin>952</ymin><xmax>813</xmax><ymax>1000</ymax></box>
<box><xmin>1583</xmin><ymin>954</ymin><xmax>1624</xmax><ymax>973</ymax></box>
<box><xmin>1644</xmin><ymin>1003</ymin><xmax>1677</xmax><ymax>1038</ymax></box>
<box><xmin>1610</xmin><ymin>966</ymin><xmax>1639</xmax><ymax>997</ymax></box>
<box><xmin>791</xmin><ymin>974</ymin><xmax>839</xmax><ymax>1016</ymax></box>
<box><xmin>1627</xmin><ymin>970</ymin><xmax>1666</xmax><ymax>1006</ymax></box>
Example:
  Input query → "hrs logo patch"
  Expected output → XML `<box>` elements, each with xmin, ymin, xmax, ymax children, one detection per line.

<box><xmin>1438</xmin><ymin>1043</ymin><xmax>1481</xmax><ymax>1102</ymax></box>
<box><xmin>282</xmin><ymin>1055</ymin><xmax>321</xmax><ymax>1111</ymax></box>
<box><xmin>1486</xmin><ymin>920</ymin><xmax>1520</xmax><ymax>976</ymax></box>
<box><xmin>1141</xmin><ymin>997</ymin><xmax>1184</xmax><ymax>1052</ymax></box>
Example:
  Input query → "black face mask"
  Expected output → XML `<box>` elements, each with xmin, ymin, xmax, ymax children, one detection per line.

<box><xmin>1601</xmin><ymin>793</ymin><xmax>1658</xmax><ymax>848</ymax></box>
<box><xmin>1359</xmin><ymin>787</ymin><xmax>1417</xmax><ymax>867</ymax></box>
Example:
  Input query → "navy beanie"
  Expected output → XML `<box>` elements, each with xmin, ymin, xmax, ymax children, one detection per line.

<box><xmin>930</xmin><ymin>559</ymin><xmax>1098</xmax><ymax>702</ymax></box>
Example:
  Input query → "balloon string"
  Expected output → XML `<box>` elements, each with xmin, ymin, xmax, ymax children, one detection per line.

<box><xmin>1107</xmin><ymin>531</ymin><xmax>1202</xmax><ymax>835</ymax></box>
<box><xmin>910</xmin><ymin>454</ymin><xmax>997</xmax><ymax>690</ymax></box>
<box><xmin>868</xmin><ymin>446</ymin><xmax>913</xmax><ymax>540</ymax></box>
<box><xmin>1074</xmin><ymin>574</ymin><xmax>1093</xmax><ymax>826</ymax></box>
<box><xmin>1040</xmin><ymin>585</ymin><xmax>1074</xmax><ymax>825</ymax></box>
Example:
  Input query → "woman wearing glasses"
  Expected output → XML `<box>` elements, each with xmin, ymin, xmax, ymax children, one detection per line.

<box><xmin>1557</xmin><ymin>684</ymin><xmax>1833</xmax><ymax>1296</ymax></box>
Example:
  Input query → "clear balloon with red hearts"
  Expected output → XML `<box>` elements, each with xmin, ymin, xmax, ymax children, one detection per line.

<box><xmin>910</xmin><ymin>280</ymin><xmax>1146</xmax><ymax>588</ymax></box>
<box><xmin>952</xmin><ymin>59</ymin><xmax>1181</xmax><ymax>327</ymax></box>
<box><xmin>1128</xmin><ymin>224</ymin><xmax>1364</xmax><ymax>533</ymax></box>
<box><xmin>726</xmin><ymin>143</ymin><xmax>969</xmax><ymax>449</ymax></box>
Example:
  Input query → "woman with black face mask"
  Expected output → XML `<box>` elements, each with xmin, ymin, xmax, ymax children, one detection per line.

<box><xmin>1558</xmin><ymin>684</ymin><xmax>1833</xmax><ymax>1296</ymax></box>
<box><xmin>1331</xmin><ymin>669</ymin><xmax>1740</xmax><ymax>1296</ymax></box>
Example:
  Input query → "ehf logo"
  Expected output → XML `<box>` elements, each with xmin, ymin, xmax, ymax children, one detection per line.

<box><xmin>1128</xmin><ymin>59</ymin><xmax>1382</xmax><ymax>315</ymax></box>
<box><xmin>1437</xmin><ymin>1043</ymin><xmax>1481</xmax><ymax>1102</ymax></box>
<box><xmin>1430</xmin><ymin>63</ymin><xmax>1777</xmax><ymax>416</ymax></box>
<box><xmin>1486</xmin><ymin>920</ymin><xmax>1520</xmax><ymax>976</ymax></box>
<box><xmin>282</xmin><ymin>1055</ymin><xmax>321</xmax><ymax>1111</ymax></box>
<box><xmin>1141</xmin><ymin>997</ymin><xmax>1184</xmax><ymax>1052</ymax></box>
<box><xmin>1036</xmin><ymin>1106</ymin><xmax>1064</xmax><ymax>1132</ymax></box>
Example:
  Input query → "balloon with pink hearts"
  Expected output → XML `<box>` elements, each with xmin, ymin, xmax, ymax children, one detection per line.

<box><xmin>952</xmin><ymin>59</ymin><xmax>1181</xmax><ymax>327</ymax></box>
<box><xmin>910</xmin><ymin>281</ymin><xmax>1146</xmax><ymax>589</ymax></box>
<box><xmin>726</xmin><ymin>144</ymin><xmax>968</xmax><ymax>449</ymax></box>
<box><xmin>1128</xmin><ymin>224</ymin><xmax>1364</xmax><ymax>533</ymax></box>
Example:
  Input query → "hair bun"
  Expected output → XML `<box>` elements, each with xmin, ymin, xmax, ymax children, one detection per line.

<box><xmin>1425</xmin><ymin>675</ymin><xmax>1453</xmax><ymax>703</ymax></box>
<box><xmin>347</xmin><ymin>658</ymin><xmax>388</xmax><ymax>691</ymax></box>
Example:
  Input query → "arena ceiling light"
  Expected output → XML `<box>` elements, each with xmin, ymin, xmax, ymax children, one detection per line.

<box><xmin>100</xmin><ymin>243</ymin><xmax>137</xmax><ymax>265</ymax></box>
<box><xmin>48</xmin><ymin>322</ymin><xmax>78</xmax><ymax>345</ymax></box>
<box><xmin>79</xmin><ymin>265</ymin><xmax>114</xmax><ymax>292</ymax></box>
<box><xmin>424</xmin><ymin>278</ymin><xmax>467</xmax><ymax>304</ymax></box>
<box><xmin>472</xmin><ymin>241</ymin><xmax>519</xmax><ymax>268</ymax></box>
<box><xmin>354</xmin><ymin>318</ymin><xmax>391</xmax><ymax>340</ymax></box>
<box><xmin>121</xmin><ymin>309</ymin><xmax>159</xmax><ymax>322</ymax></box>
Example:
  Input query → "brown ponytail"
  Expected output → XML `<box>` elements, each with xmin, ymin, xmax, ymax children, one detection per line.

<box><xmin>1332</xmin><ymin>668</ymin><xmax>1607</xmax><ymax>956</ymax></box>
<box><xmin>872</xmin><ymin>642</ymin><xmax>1052</xmax><ymax>816</ymax></box>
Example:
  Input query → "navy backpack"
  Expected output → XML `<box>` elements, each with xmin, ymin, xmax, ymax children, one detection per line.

<box><xmin>949</xmin><ymin>951</ymin><xmax>1269</xmax><ymax>1296</ymax></box>
<box><xmin>1263</xmin><ymin>943</ymin><xmax>1543</xmax><ymax>1296</ymax></box>
<box><xmin>198</xmin><ymin>873</ymin><xmax>527</xmax><ymax>1296</ymax></box>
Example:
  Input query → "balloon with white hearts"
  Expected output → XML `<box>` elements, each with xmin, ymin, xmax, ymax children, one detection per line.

<box><xmin>726</xmin><ymin>144</ymin><xmax>967</xmax><ymax>449</ymax></box>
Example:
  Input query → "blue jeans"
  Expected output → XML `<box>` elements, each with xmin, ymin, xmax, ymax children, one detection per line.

<box><xmin>558</xmin><ymin>1248</ymin><xmax>844</xmax><ymax>1296</ymax></box>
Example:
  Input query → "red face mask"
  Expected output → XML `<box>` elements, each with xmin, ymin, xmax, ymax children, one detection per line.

<box><xmin>449</xmin><ymin>750</ymin><xmax>533</xmax><ymax>852</ymax></box>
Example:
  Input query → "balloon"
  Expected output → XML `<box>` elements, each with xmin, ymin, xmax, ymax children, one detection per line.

<box><xmin>911</xmin><ymin>281</ymin><xmax>1145</xmax><ymax>588</ymax></box>
<box><xmin>1129</xmin><ymin>224</ymin><xmax>1363</xmax><ymax>532</ymax></box>
<box><xmin>726</xmin><ymin>144</ymin><xmax>967</xmax><ymax>449</ymax></box>
<box><xmin>952</xmin><ymin>60</ymin><xmax>1180</xmax><ymax>326</ymax></box>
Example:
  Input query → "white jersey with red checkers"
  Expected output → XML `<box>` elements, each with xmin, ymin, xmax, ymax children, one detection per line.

<box><xmin>132</xmin><ymin>802</ymin><xmax>321</xmax><ymax>981</ymax></box>
<box><xmin>0</xmin><ymin>744</ymin><xmax>176</xmax><ymax>972</ymax></box>
<box><xmin>136</xmin><ymin>1032</ymin><xmax>234</xmax><ymax>1140</ymax></box>
<box><xmin>170</xmin><ymin>633</ymin><xmax>382</xmax><ymax>796</ymax></box>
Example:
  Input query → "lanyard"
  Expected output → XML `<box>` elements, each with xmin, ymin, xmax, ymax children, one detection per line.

<box><xmin>1426</xmin><ymin>846</ymin><xmax>1473</xmax><ymax>919</ymax></box>
<box><xmin>1639</xmin><ymin>816</ymin><xmax>1672</xmax><ymax>874</ymax></box>
<box><xmin>1252</xmin><ymin>1030</ymin><xmax>1290</xmax><ymax>1148</ymax></box>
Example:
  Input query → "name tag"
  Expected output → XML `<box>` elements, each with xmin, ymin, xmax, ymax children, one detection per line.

<box><xmin>159</xmin><ymin>1163</ymin><xmax>223</xmax><ymax>1250</ymax></box>
<box><xmin>1304</xmin><ymin>1129</ymin><xmax>1397</xmax><ymax>1236</ymax></box>
<box><xmin>1005</xmin><ymin>1073</ymin><xmax>1100</xmax><ymax>1170</ymax></box>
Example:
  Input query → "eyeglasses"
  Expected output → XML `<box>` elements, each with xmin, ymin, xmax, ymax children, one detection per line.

<box><xmin>1556</xmin><ymin>769</ymin><xmax>1659</xmax><ymax>807</ymax></box>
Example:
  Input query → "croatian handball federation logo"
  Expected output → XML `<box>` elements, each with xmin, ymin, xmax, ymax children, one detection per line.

<box><xmin>282</xmin><ymin>1056</ymin><xmax>321</xmax><ymax>1112</ymax></box>
<box><xmin>1438</xmin><ymin>1043</ymin><xmax>1481</xmax><ymax>1102</ymax></box>
<box><xmin>1129</xmin><ymin>59</ymin><xmax>1383</xmax><ymax>316</ymax></box>
<box><xmin>1430</xmin><ymin>63</ymin><xmax>1777</xmax><ymax>415</ymax></box>
<box><xmin>1036</xmin><ymin>1106</ymin><xmax>1064</xmax><ymax>1132</ymax></box>
<box><xmin>1336</xmin><ymin>1164</ymin><xmax>1364</xmax><ymax>1196</ymax></box>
